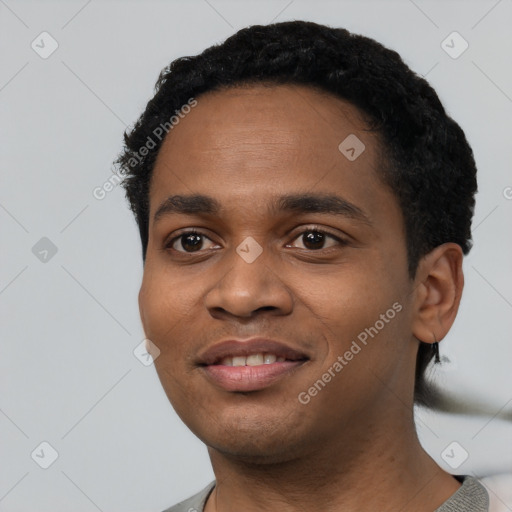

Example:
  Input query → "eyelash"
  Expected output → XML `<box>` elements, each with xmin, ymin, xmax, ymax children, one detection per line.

<box><xmin>164</xmin><ymin>226</ymin><xmax>348</xmax><ymax>254</ymax></box>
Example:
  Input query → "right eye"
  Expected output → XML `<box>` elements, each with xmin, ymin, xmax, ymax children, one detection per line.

<box><xmin>166</xmin><ymin>230</ymin><xmax>219</xmax><ymax>253</ymax></box>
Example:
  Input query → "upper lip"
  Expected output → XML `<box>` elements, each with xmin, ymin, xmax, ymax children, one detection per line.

<box><xmin>197</xmin><ymin>338</ymin><xmax>310</xmax><ymax>366</ymax></box>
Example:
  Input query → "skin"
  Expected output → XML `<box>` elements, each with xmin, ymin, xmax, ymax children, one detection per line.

<box><xmin>138</xmin><ymin>84</ymin><xmax>465</xmax><ymax>511</ymax></box>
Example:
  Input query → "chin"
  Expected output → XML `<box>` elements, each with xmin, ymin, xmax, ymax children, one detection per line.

<box><xmin>206</xmin><ymin>437</ymin><xmax>304</xmax><ymax>465</ymax></box>
<box><xmin>190</xmin><ymin>413</ymin><xmax>308</xmax><ymax>463</ymax></box>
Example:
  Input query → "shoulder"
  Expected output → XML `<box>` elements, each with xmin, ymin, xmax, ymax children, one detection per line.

<box><xmin>161</xmin><ymin>481</ymin><xmax>216</xmax><ymax>512</ymax></box>
<box><xmin>435</xmin><ymin>475</ymin><xmax>489</xmax><ymax>512</ymax></box>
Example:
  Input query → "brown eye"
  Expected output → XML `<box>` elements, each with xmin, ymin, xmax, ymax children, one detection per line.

<box><xmin>167</xmin><ymin>231</ymin><xmax>217</xmax><ymax>253</ymax></box>
<box><xmin>290</xmin><ymin>229</ymin><xmax>341</xmax><ymax>250</ymax></box>
<box><xmin>302</xmin><ymin>231</ymin><xmax>327</xmax><ymax>250</ymax></box>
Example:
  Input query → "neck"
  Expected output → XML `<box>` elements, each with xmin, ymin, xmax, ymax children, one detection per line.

<box><xmin>204</xmin><ymin>402</ymin><xmax>460</xmax><ymax>512</ymax></box>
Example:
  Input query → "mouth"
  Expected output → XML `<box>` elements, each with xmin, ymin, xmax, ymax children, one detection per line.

<box><xmin>197</xmin><ymin>339</ymin><xmax>310</xmax><ymax>392</ymax></box>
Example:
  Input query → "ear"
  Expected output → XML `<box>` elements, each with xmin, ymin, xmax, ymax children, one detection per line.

<box><xmin>411</xmin><ymin>243</ymin><xmax>464</xmax><ymax>344</ymax></box>
<box><xmin>138</xmin><ymin>285</ymin><xmax>148</xmax><ymax>339</ymax></box>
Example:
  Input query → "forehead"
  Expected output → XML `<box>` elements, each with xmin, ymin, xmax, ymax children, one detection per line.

<box><xmin>149</xmin><ymin>83</ymin><xmax>387</xmax><ymax>219</ymax></box>
<box><xmin>155</xmin><ymin>83</ymin><xmax>372</xmax><ymax>154</ymax></box>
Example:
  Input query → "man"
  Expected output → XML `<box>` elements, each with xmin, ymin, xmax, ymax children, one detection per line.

<box><xmin>116</xmin><ymin>21</ymin><xmax>488</xmax><ymax>511</ymax></box>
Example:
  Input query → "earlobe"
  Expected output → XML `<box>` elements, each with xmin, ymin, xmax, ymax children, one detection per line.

<box><xmin>411</xmin><ymin>243</ymin><xmax>464</xmax><ymax>345</ymax></box>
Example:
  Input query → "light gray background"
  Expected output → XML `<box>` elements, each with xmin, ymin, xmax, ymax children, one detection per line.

<box><xmin>1</xmin><ymin>0</ymin><xmax>511</xmax><ymax>511</ymax></box>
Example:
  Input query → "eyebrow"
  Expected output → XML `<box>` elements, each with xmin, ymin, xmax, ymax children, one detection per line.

<box><xmin>153</xmin><ymin>193</ymin><xmax>372</xmax><ymax>225</ymax></box>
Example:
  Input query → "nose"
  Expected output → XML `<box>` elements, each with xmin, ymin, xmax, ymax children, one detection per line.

<box><xmin>204</xmin><ymin>245</ymin><xmax>294</xmax><ymax>319</ymax></box>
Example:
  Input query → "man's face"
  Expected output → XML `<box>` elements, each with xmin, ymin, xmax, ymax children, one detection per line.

<box><xmin>139</xmin><ymin>84</ymin><xmax>418</xmax><ymax>462</ymax></box>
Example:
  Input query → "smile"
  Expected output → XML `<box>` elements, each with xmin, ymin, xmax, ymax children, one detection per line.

<box><xmin>197</xmin><ymin>338</ymin><xmax>310</xmax><ymax>392</ymax></box>
<box><xmin>201</xmin><ymin>359</ymin><xmax>307</xmax><ymax>392</ymax></box>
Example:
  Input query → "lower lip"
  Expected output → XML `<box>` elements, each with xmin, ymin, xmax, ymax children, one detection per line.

<box><xmin>201</xmin><ymin>361</ymin><xmax>306</xmax><ymax>392</ymax></box>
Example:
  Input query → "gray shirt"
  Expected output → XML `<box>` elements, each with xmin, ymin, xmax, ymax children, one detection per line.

<box><xmin>162</xmin><ymin>475</ymin><xmax>489</xmax><ymax>511</ymax></box>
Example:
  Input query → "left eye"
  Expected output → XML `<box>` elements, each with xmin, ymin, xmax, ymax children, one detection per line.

<box><xmin>288</xmin><ymin>230</ymin><xmax>342</xmax><ymax>250</ymax></box>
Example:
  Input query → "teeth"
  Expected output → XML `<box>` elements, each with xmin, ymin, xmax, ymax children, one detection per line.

<box><xmin>218</xmin><ymin>353</ymin><xmax>283</xmax><ymax>366</ymax></box>
<box><xmin>232</xmin><ymin>356</ymin><xmax>246</xmax><ymax>367</ymax></box>
<box><xmin>246</xmin><ymin>354</ymin><xmax>264</xmax><ymax>366</ymax></box>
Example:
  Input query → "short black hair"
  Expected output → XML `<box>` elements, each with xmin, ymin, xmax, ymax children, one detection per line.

<box><xmin>115</xmin><ymin>20</ymin><xmax>477</xmax><ymax>405</ymax></box>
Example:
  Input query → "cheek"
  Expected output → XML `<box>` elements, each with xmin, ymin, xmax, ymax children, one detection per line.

<box><xmin>138</xmin><ymin>269</ymin><xmax>198</xmax><ymax>359</ymax></box>
<box><xmin>138</xmin><ymin>271</ymin><xmax>204</xmax><ymax>413</ymax></box>
<box><xmin>300</xmin><ymin>262</ymin><xmax>398</xmax><ymax>321</ymax></box>
<box><xmin>298</xmin><ymin>263</ymin><xmax>408</xmax><ymax>369</ymax></box>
